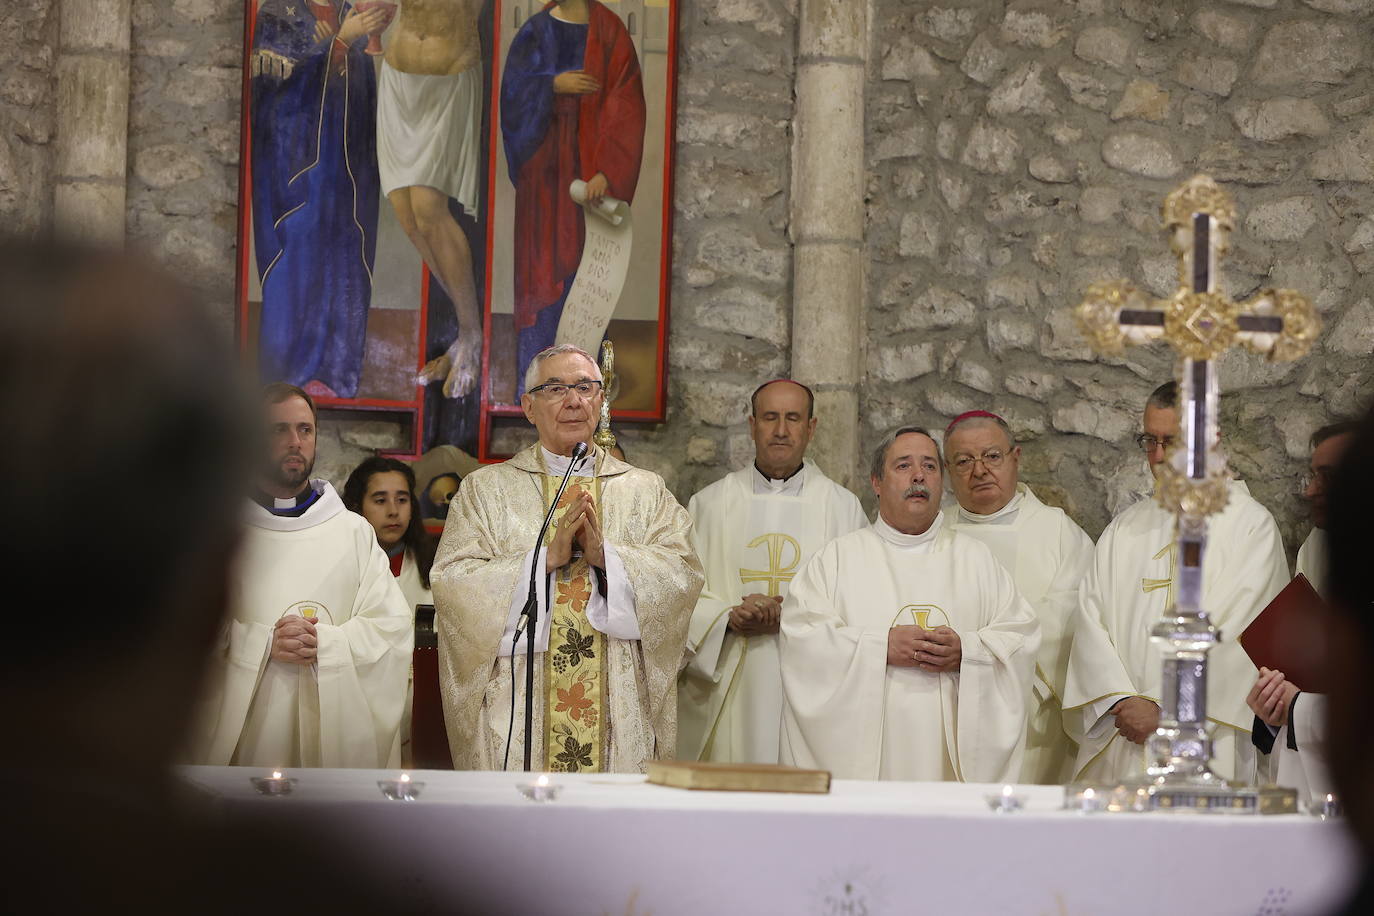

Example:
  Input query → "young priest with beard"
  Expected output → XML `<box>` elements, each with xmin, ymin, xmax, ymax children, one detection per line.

<box><xmin>191</xmin><ymin>383</ymin><xmax>413</xmax><ymax>768</ymax></box>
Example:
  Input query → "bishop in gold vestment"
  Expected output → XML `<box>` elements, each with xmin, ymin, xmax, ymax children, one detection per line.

<box><xmin>433</xmin><ymin>345</ymin><xmax>702</xmax><ymax>771</ymax></box>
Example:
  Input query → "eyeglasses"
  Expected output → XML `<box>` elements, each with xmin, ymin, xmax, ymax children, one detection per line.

<box><xmin>951</xmin><ymin>449</ymin><xmax>1007</xmax><ymax>476</ymax></box>
<box><xmin>1134</xmin><ymin>433</ymin><xmax>1176</xmax><ymax>453</ymax></box>
<box><xmin>527</xmin><ymin>380</ymin><xmax>604</xmax><ymax>401</ymax></box>
<box><xmin>1299</xmin><ymin>468</ymin><xmax>1335</xmax><ymax>492</ymax></box>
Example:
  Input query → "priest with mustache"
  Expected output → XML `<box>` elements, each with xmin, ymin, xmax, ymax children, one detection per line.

<box><xmin>779</xmin><ymin>426</ymin><xmax>1040</xmax><ymax>782</ymax></box>
<box><xmin>432</xmin><ymin>344</ymin><xmax>702</xmax><ymax>772</ymax></box>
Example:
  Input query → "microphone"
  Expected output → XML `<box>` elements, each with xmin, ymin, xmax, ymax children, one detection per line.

<box><xmin>515</xmin><ymin>442</ymin><xmax>588</xmax><ymax>636</ymax></box>
<box><xmin>505</xmin><ymin>441</ymin><xmax>591</xmax><ymax>771</ymax></box>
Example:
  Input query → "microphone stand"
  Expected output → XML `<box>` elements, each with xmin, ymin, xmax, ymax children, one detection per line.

<box><xmin>506</xmin><ymin>441</ymin><xmax>587</xmax><ymax>772</ymax></box>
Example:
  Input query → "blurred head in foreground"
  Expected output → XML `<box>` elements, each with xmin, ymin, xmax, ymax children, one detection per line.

<box><xmin>0</xmin><ymin>240</ymin><xmax>456</xmax><ymax>914</ymax></box>
<box><xmin>0</xmin><ymin>240</ymin><xmax>249</xmax><ymax>777</ymax></box>
<box><xmin>1323</xmin><ymin>402</ymin><xmax>1374</xmax><ymax>887</ymax></box>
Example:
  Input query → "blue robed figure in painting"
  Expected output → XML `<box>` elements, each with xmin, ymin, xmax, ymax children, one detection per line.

<box><xmin>250</xmin><ymin>0</ymin><xmax>383</xmax><ymax>399</ymax></box>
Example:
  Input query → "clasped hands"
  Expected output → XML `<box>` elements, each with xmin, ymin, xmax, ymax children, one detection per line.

<box><xmin>886</xmin><ymin>625</ymin><xmax>961</xmax><ymax>673</ymax></box>
<box><xmin>271</xmin><ymin>614</ymin><xmax>318</xmax><ymax>666</ymax></box>
<box><xmin>545</xmin><ymin>491</ymin><xmax>605</xmax><ymax>573</ymax></box>
<box><xmin>728</xmin><ymin>594</ymin><xmax>782</xmax><ymax>636</ymax></box>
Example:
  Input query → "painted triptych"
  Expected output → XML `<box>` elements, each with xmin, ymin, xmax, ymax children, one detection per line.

<box><xmin>235</xmin><ymin>0</ymin><xmax>678</xmax><ymax>458</ymax></box>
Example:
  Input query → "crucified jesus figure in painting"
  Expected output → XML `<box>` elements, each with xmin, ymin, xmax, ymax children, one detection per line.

<box><xmin>379</xmin><ymin>0</ymin><xmax>484</xmax><ymax>399</ymax></box>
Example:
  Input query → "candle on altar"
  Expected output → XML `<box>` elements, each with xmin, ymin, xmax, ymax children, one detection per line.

<box><xmin>250</xmin><ymin>769</ymin><xmax>295</xmax><ymax>796</ymax></box>
<box><xmin>983</xmin><ymin>785</ymin><xmax>1027</xmax><ymax>813</ymax></box>
<box><xmin>518</xmin><ymin>773</ymin><xmax>562</xmax><ymax>803</ymax></box>
<box><xmin>986</xmin><ymin>784</ymin><xmax>1025</xmax><ymax>814</ymax></box>
<box><xmin>378</xmin><ymin>771</ymin><xmax>423</xmax><ymax>801</ymax></box>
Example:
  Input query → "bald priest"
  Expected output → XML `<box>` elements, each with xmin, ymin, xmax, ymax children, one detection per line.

<box><xmin>678</xmin><ymin>379</ymin><xmax>867</xmax><ymax>765</ymax></box>
<box><xmin>432</xmin><ymin>345</ymin><xmax>703</xmax><ymax>773</ymax></box>
<box><xmin>780</xmin><ymin>426</ymin><xmax>1040</xmax><ymax>782</ymax></box>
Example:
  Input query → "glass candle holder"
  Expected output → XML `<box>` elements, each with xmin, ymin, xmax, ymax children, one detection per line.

<box><xmin>517</xmin><ymin>773</ymin><xmax>563</xmax><ymax>803</ymax></box>
<box><xmin>378</xmin><ymin>772</ymin><xmax>424</xmax><ymax>801</ymax></box>
<box><xmin>1317</xmin><ymin>793</ymin><xmax>1342</xmax><ymax>820</ymax></box>
<box><xmin>250</xmin><ymin>770</ymin><xmax>296</xmax><ymax>797</ymax></box>
<box><xmin>985</xmin><ymin>785</ymin><xmax>1025</xmax><ymax>814</ymax></box>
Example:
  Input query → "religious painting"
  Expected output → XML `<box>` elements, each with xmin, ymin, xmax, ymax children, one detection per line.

<box><xmin>478</xmin><ymin>0</ymin><xmax>677</xmax><ymax>457</ymax></box>
<box><xmin>234</xmin><ymin>0</ymin><xmax>678</xmax><ymax>459</ymax></box>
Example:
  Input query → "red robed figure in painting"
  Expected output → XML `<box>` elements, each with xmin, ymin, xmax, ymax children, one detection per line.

<box><xmin>500</xmin><ymin>0</ymin><xmax>646</xmax><ymax>390</ymax></box>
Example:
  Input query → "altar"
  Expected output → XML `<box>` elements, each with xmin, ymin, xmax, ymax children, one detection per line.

<box><xmin>181</xmin><ymin>767</ymin><xmax>1356</xmax><ymax>915</ymax></box>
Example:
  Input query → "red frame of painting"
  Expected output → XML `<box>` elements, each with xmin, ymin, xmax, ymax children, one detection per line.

<box><xmin>233</xmin><ymin>0</ymin><xmax>431</xmax><ymax>459</ymax></box>
<box><xmin>475</xmin><ymin>0</ymin><xmax>678</xmax><ymax>460</ymax></box>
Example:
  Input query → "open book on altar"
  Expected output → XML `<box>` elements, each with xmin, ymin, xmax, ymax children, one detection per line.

<box><xmin>1239</xmin><ymin>573</ymin><xmax>1329</xmax><ymax>693</ymax></box>
<box><xmin>647</xmin><ymin>761</ymin><xmax>832</xmax><ymax>794</ymax></box>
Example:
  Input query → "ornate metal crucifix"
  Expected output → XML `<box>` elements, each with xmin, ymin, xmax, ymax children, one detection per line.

<box><xmin>1076</xmin><ymin>174</ymin><xmax>1319</xmax><ymax>809</ymax></box>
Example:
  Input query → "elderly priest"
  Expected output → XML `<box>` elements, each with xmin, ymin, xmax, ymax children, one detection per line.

<box><xmin>678</xmin><ymin>379</ymin><xmax>868</xmax><ymax>765</ymax></box>
<box><xmin>1062</xmin><ymin>381</ymin><xmax>1289</xmax><ymax>784</ymax></box>
<box><xmin>944</xmin><ymin>410</ymin><xmax>1094</xmax><ymax>785</ymax></box>
<box><xmin>780</xmin><ymin>426</ymin><xmax>1040</xmax><ymax>782</ymax></box>
<box><xmin>193</xmin><ymin>384</ymin><xmax>414</xmax><ymax>768</ymax></box>
<box><xmin>433</xmin><ymin>344</ymin><xmax>703</xmax><ymax>772</ymax></box>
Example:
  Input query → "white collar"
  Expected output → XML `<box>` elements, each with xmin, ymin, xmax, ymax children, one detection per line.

<box><xmin>956</xmin><ymin>485</ymin><xmax>1024</xmax><ymax>525</ymax></box>
<box><xmin>245</xmin><ymin>480</ymin><xmax>346</xmax><ymax>532</ymax></box>
<box><xmin>752</xmin><ymin>462</ymin><xmax>806</xmax><ymax>496</ymax></box>
<box><xmin>540</xmin><ymin>445</ymin><xmax>594</xmax><ymax>477</ymax></box>
<box><xmin>873</xmin><ymin>511</ymin><xmax>944</xmax><ymax>549</ymax></box>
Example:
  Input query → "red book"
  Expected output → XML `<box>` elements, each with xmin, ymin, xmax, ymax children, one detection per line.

<box><xmin>1239</xmin><ymin>573</ymin><xmax>1329</xmax><ymax>694</ymax></box>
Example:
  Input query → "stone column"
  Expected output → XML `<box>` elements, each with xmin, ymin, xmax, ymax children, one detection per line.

<box><xmin>790</xmin><ymin>0</ymin><xmax>867</xmax><ymax>489</ymax></box>
<box><xmin>53</xmin><ymin>0</ymin><xmax>132</xmax><ymax>243</ymax></box>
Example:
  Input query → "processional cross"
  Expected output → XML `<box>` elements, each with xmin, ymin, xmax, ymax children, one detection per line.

<box><xmin>1075</xmin><ymin>175</ymin><xmax>1319</xmax><ymax>808</ymax></box>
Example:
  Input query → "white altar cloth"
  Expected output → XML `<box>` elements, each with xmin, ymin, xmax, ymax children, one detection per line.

<box><xmin>180</xmin><ymin>766</ymin><xmax>1356</xmax><ymax>915</ymax></box>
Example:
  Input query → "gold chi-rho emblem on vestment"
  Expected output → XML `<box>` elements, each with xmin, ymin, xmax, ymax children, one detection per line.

<box><xmin>739</xmin><ymin>533</ymin><xmax>801</xmax><ymax>594</ymax></box>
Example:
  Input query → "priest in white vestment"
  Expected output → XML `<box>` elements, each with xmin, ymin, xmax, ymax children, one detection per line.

<box><xmin>780</xmin><ymin>426</ymin><xmax>1040</xmax><ymax>782</ymax></box>
<box><xmin>1062</xmin><ymin>382</ymin><xmax>1289</xmax><ymax>784</ymax></box>
<box><xmin>678</xmin><ymin>380</ymin><xmax>867</xmax><ymax>764</ymax></box>
<box><xmin>943</xmin><ymin>410</ymin><xmax>1094</xmax><ymax>784</ymax></box>
<box><xmin>1244</xmin><ymin>424</ymin><xmax>1354</xmax><ymax>801</ymax></box>
<box><xmin>193</xmin><ymin>385</ymin><xmax>414</xmax><ymax>768</ymax></box>
<box><xmin>432</xmin><ymin>345</ymin><xmax>702</xmax><ymax>772</ymax></box>
<box><xmin>1296</xmin><ymin>422</ymin><xmax>1355</xmax><ymax>595</ymax></box>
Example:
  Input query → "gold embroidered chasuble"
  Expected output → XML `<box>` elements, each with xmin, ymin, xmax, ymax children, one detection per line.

<box><xmin>431</xmin><ymin>444</ymin><xmax>703</xmax><ymax>772</ymax></box>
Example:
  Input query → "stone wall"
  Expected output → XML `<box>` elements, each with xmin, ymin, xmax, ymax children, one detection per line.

<box><xmin>5</xmin><ymin>0</ymin><xmax>1369</xmax><ymax>554</ymax></box>
<box><xmin>865</xmin><ymin>0</ymin><xmax>1373</xmax><ymax>547</ymax></box>
<box><xmin>606</xmin><ymin>0</ymin><xmax>800</xmax><ymax>499</ymax></box>
<box><xmin>2</xmin><ymin>0</ymin><xmax>58</xmax><ymax>236</ymax></box>
<box><xmin>128</xmin><ymin>0</ymin><xmax>249</xmax><ymax>330</ymax></box>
